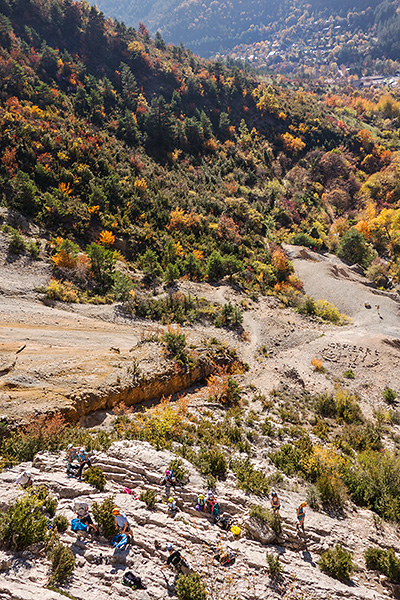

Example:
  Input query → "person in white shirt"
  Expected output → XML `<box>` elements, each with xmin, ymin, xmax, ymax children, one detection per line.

<box><xmin>15</xmin><ymin>471</ymin><xmax>32</xmax><ymax>488</ymax></box>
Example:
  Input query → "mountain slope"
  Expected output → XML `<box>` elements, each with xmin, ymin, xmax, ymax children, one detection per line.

<box><xmin>92</xmin><ymin>0</ymin><xmax>396</xmax><ymax>62</ymax></box>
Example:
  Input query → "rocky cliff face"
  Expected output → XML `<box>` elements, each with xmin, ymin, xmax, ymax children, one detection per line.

<box><xmin>0</xmin><ymin>440</ymin><xmax>396</xmax><ymax>600</ymax></box>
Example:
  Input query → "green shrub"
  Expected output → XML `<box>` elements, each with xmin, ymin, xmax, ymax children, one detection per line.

<box><xmin>197</xmin><ymin>446</ymin><xmax>227</xmax><ymax>480</ymax></box>
<box><xmin>9</xmin><ymin>230</ymin><xmax>26</xmax><ymax>254</ymax></box>
<box><xmin>92</xmin><ymin>496</ymin><xmax>118</xmax><ymax>539</ymax></box>
<box><xmin>337</xmin><ymin>227</ymin><xmax>376</xmax><ymax>268</ymax></box>
<box><xmin>365</xmin><ymin>547</ymin><xmax>400</xmax><ymax>583</ymax></box>
<box><xmin>0</xmin><ymin>488</ymin><xmax>56</xmax><ymax>550</ymax></box>
<box><xmin>383</xmin><ymin>387</ymin><xmax>397</xmax><ymax>405</ymax></box>
<box><xmin>169</xmin><ymin>458</ymin><xmax>189</xmax><ymax>483</ymax></box>
<box><xmin>52</xmin><ymin>515</ymin><xmax>69</xmax><ymax>533</ymax></box>
<box><xmin>315</xmin><ymin>474</ymin><xmax>345</xmax><ymax>507</ymax></box>
<box><xmin>315</xmin><ymin>390</ymin><xmax>363</xmax><ymax>424</ymax></box>
<box><xmin>140</xmin><ymin>489</ymin><xmax>157</xmax><ymax>509</ymax></box>
<box><xmin>33</xmin><ymin>485</ymin><xmax>58</xmax><ymax>517</ymax></box>
<box><xmin>343</xmin><ymin>451</ymin><xmax>400</xmax><ymax>523</ymax></box>
<box><xmin>266</xmin><ymin>552</ymin><xmax>282</xmax><ymax>579</ymax></box>
<box><xmin>307</xmin><ymin>485</ymin><xmax>321</xmax><ymax>510</ymax></box>
<box><xmin>319</xmin><ymin>544</ymin><xmax>354</xmax><ymax>580</ymax></box>
<box><xmin>231</xmin><ymin>457</ymin><xmax>269</xmax><ymax>497</ymax></box>
<box><xmin>49</xmin><ymin>543</ymin><xmax>75</xmax><ymax>584</ymax></box>
<box><xmin>162</xmin><ymin>328</ymin><xmax>189</xmax><ymax>364</ymax></box>
<box><xmin>315</xmin><ymin>393</ymin><xmax>337</xmax><ymax>418</ymax></box>
<box><xmin>343</xmin><ymin>369</ymin><xmax>355</xmax><ymax>379</ymax></box>
<box><xmin>223</xmin><ymin>377</ymin><xmax>242</xmax><ymax>405</ymax></box>
<box><xmin>46</xmin><ymin>279</ymin><xmax>79</xmax><ymax>303</ymax></box>
<box><xmin>27</xmin><ymin>240</ymin><xmax>40</xmax><ymax>259</ymax></box>
<box><xmin>338</xmin><ymin>423</ymin><xmax>382</xmax><ymax>452</ymax></box>
<box><xmin>176</xmin><ymin>573</ymin><xmax>207</xmax><ymax>600</ymax></box>
<box><xmin>335</xmin><ymin>389</ymin><xmax>363</xmax><ymax>423</ymax></box>
<box><xmin>291</xmin><ymin>232</ymin><xmax>316</xmax><ymax>248</ymax></box>
<box><xmin>83</xmin><ymin>466</ymin><xmax>106</xmax><ymax>491</ymax></box>
<box><xmin>269</xmin><ymin>437</ymin><xmax>312</xmax><ymax>476</ymax></box>
<box><xmin>250</xmin><ymin>505</ymin><xmax>281</xmax><ymax>534</ymax></box>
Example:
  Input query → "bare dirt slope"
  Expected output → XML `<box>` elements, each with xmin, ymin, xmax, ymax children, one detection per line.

<box><xmin>0</xmin><ymin>244</ymin><xmax>399</xmax><ymax>423</ymax></box>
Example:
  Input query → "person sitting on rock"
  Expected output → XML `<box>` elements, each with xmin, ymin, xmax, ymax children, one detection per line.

<box><xmin>195</xmin><ymin>493</ymin><xmax>205</xmax><ymax>512</ymax></box>
<box><xmin>66</xmin><ymin>444</ymin><xmax>79</xmax><ymax>475</ymax></box>
<box><xmin>296</xmin><ymin>501</ymin><xmax>307</xmax><ymax>533</ymax></box>
<box><xmin>76</xmin><ymin>447</ymin><xmax>91</xmax><ymax>480</ymax></box>
<box><xmin>74</xmin><ymin>501</ymin><xmax>98</xmax><ymax>535</ymax></box>
<box><xmin>113</xmin><ymin>507</ymin><xmax>133</xmax><ymax>541</ymax></box>
<box><xmin>205</xmin><ymin>491</ymin><xmax>220</xmax><ymax>517</ymax></box>
<box><xmin>15</xmin><ymin>470</ymin><xmax>32</xmax><ymax>489</ymax></box>
<box><xmin>161</xmin><ymin>543</ymin><xmax>190</xmax><ymax>575</ymax></box>
<box><xmin>270</xmin><ymin>490</ymin><xmax>281</xmax><ymax>513</ymax></box>
<box><xmin>163</xmin><ymin>469</ymin><xmax>176</xmax><ymax>487</ymax></box>
<box><xmin>167</xmin><ymin>496</ymin><xmax>179</xmax><ymax>516</ymax></box>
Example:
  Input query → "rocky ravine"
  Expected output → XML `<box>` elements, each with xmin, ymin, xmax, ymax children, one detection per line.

<box><xmin>0</xmin><ymin>440</ymin><xmax>396</xmax><ymax>600</ymax></box>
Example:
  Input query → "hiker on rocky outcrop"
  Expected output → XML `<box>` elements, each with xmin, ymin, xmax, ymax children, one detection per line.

<box><xmin>113</xmin><ymin>507</ymin><xmax>133</xmax><ymax>540</ymax></box>
<box><xmin>296</xmin><ymin>501</ymin><xmax>306</xmax><ymax>533</ymax></box>
<box><xmin>74</xmin><ymin>501</ymin><xmax>98</xmax><ymax>535</ymax></box>
<box><xmin>66</xmin><ymin>444</ymin><xmax>79</xmax><ymax>475</ymax></box>
<box><xmin>76</xmin><ymin>447</ymin><xmax>91</xmax><ymax>480</ymax></box>
<box><xmin>195</xmin><ymin>493</ymin><xmax>205</xmax><ymax>512</ymax></box>
<box><xmin>161</xmin><ymin>543</ymin><xmax>190</xmax><ymax>575</ymax></box>
<box><xmin>167</xmin><ymin>496</ymin><xmax>179</xmax><ymax>516</ymax></box>
<box><xmin>162</xmin><ymin>469</ymin><xmax>176</xmax><ymax>487</ymax></box>
<box><xmin>15</xmin><ymin>470</ymin><xmax>32</xmax><ymax>488</ymax></box>
<box><xmin>270</xmin><ymin>490</ymin><xmax>280</xmax><ymax>513</ymax></box>
<box><xmin>205</xmin><ymin>491</ymin><xmax>220</xmax><ymax>518</ymax></box>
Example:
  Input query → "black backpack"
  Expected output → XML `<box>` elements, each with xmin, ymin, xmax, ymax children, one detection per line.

<box><xmin>122</xmin><ymin>571</ymin><xmax>147</xmax><ymax>589</ymax></box>
<box><xmin>215</xmin><ymin>515</ymin><xmax>232</xmax><ymax>531</ymax></box>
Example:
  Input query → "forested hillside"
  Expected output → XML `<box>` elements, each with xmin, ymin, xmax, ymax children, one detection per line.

<box><xmin>93</xmin><ymin>0</ymin><xmax>400</xmax><ymax>68</ymax></box>
<box><xmin>1</xmin><ymin>0</ymin><xmax>400</xmax><ymax>304</ymax></box>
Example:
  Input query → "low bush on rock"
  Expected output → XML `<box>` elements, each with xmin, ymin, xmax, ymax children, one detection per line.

<box><xmin>365</xmin><ymin>547</ymin><xmax>400</xmax><ymax>583</ymax></box>
<box><xmin>140</xmin><ymin>489</ymin><xmax>157</xmax><ymax>509</ymax></box>
<box><xmin>176</xmin><ymin>573</ymin><xmax>207</xmax><ymax>600</ymax></box>
<box><xmin>266</xmin><ymin>552</ymin><xmax>282</xmax><ymax>579</ymax></box>
<box><xmin>52</xmin><ymin>515</ymin><xmax>69</xmax><ymax>533</ymax></box>
<box><xmin>49</xmin><ymin>543</ymin><xmax>75</xmax><ymax>584</ymax></box>
<box><xmin>383</xmin><ymin>387</ymin><xmax>397</xmax><ymax>405</ymax></box>
<box><xmin>0</xmin><ymin>487</ymin><xmax>57</xmax><ymax>550</ymax></box>
<box><xmin>231</xmin><ymin>457</ymin><xmax>269</xmax><ymax>497</ymax></box>
<box><xmin>315</xmin><ymin>389</ymin><xmax>363</xmax><ymax>424</ymax></box>
<box><xmin>343</xmin><ymin>451</ymin><xmax>400</xmax><ymax>523</ymax></box>
<box><xmin>250</xmin><ymin>505</ymin><xmax>281</xmax><ymax>534</ymax></box>
<box><xmin>197</xmin><ymin>446</ymin><xmax>227</xmax><ymax>480</ymax></box>
<box><xmin>83</xmin><ymin>466</ymin><xmax>106</xmax><ymax>491</ymax></box>
<box><xmin>319</xmin><ymin>544</ymin><xmax>354</xmax><ymax>580</ymax></box>
<box><xmin>92</xmin><ymin>496</ymin><xmax>118</xmax><ymax>539</ymax></box>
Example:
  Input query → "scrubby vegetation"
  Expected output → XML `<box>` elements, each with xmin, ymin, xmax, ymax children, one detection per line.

<box><xmin>365</xmin><ymin>547</ymin><xmax>400</xmax><ymax>583</ymax></box>
<box><xmin>319</xmin><ymin>544</ymin><xmax>355</xmax><ymax>580</ymax></box>
<box><xmin>0</xmin><ymin>486</ymin><xmax>57</xmax><ymax>550</ymax></box>
<box><xmin>231</xmin><ymin>457</ymin><xmax>269</xmax><ymax>497</ymax></box>
<box><xmin>83</xmin><ymin>466</ymin><xmax>106</xmax><ymax>491</ymax></box>
<box><xmin>176</xmin><ymin>573</ymin><xmax>207</xmax><ymax>600</ymax></box>
<box><xmin>92</xmin><ymin>496</ymin><xmax>118</xmax><ymax>539</ymax></box>
<box><xmin>250</xmin><ymin>505</ymin><xmax>281</xmax><ymax>534</ymax></box>
<box><xmin>49</xmin><ymin>543</ymin><xmax>75</xmax><ymax>584</ymax></box>
<box><xmin>140</xmin><ymin>489</ymin><xmax>157</xmax><ymax>509</ymax></box>
<box><xmin>266</xmin><ymin>552</ymin><xmax>282</xmax><ymax>579</ymax></box>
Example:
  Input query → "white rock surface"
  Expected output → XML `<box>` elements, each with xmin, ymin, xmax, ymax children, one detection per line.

<box><xmin>0</xmin><ymin>441</ymin><xmax>396</xmax><ymax>599</ymax></box>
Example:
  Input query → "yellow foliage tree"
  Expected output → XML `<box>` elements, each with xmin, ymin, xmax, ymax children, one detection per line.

<box><xmin>98</xmin><ymin>230</ymin><xmax>115</xmax><ymax>246</ymax></box>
